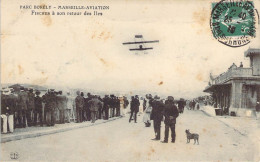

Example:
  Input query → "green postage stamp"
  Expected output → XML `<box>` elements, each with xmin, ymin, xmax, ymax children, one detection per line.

<box><xmin>210</xmin><ymin>0</ymin><xmax>258</xmax><ymax>47</ymax></box>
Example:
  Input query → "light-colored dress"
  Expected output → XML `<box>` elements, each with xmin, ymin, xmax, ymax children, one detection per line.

<box><xmin>143</xmin><ymin>106</ymin><xmax>152</xmax><ymax>123</ymax></box>
<box><xmin>139</xmin><ymin>99</ymin><xmax>144</xmax><ymax>114</ymax></box>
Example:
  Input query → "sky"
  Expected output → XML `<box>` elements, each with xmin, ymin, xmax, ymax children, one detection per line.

<box><xmin>1</xmin><ymin>0</ymin><xmax>260</xmax><ymax>98</ymax></box>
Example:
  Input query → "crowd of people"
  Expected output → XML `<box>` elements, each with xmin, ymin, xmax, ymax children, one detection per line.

<box><xmin>187</xmin><ymin>100</ymin><xmax>200</xmax><ymax>111</ymax></box>
<box><xmin>2</xmin><ymin>85</ymin><xmax>260</xmax><ymax>144</ymax></box>
<box><xmin>1</xmin><ymin>87</ymin><xmax>129</xmax><ymax>134</ymax></box>
<box><xmin>1</xmin><ymin>85</ymin><xmax>190</xmax><ymax>144</ymax></box>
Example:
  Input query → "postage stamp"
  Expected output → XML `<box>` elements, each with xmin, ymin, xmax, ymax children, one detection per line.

<box><xmin>210</xmin><ymin>0</ymin><xmax>258</xmax><ymax>47</ymax></box>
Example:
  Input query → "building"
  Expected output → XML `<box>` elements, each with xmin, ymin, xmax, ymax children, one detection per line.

<box><xmin>204</xmin><ymin>48</ymin><xmax>260</xmax><ymax>117</ymax></box>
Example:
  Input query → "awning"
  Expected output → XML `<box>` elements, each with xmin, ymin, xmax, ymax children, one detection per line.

<box><xmin>203</xmin><ymin>83</ymin><xmax>231</xmax><ymax>93</ymax></box>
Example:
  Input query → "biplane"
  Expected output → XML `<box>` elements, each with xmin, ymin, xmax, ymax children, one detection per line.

<box><xmin>122</xmin><ymin>35</ymin><xmax>159</xmax><ymax>52</ymax></box>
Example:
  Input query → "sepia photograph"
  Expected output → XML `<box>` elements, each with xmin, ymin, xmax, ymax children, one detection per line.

<box><xmin>1</xmin><ymin>0</ymin><xmax>260</xmax><ymax>161</ymax></box>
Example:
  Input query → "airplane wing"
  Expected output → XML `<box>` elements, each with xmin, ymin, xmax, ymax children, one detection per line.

<box><xmin>123</xmin><ymin>40</ymin><xmax>159</xmax><ymax>45</ymax></box>
<box><xmin>129</xmin><ymin>47</ymin><xmax>153</xmax><ymax>51</ymax></box>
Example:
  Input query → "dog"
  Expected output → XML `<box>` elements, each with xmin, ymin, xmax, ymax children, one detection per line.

<box><xmin>185</xmin><ymin>129</ymin><xmax>199</xmax><ymax>145</ymax></box>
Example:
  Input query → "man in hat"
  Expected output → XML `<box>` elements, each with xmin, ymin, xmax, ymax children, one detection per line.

<box><xmin>115</xmin><ymin>97</ymin><xmax>120</xmax><ymax>117</ymax></box>
<box><xmin>109</xmin><ymin>95</ymin><xmax>115</xmax><ymax>118</ymax></box>
<box><xmin>34</xmin><ymin>90</ymin><xmax>43</xmax><ymax>126</ymax></box>
<box><xmin>150</xmin><ymin>95</ymin><xmax>164</xmax><ymax>140</ymax></box>
<box><xmin>161</xmin><ymin>96</ymin><xmax>179</xmax><ymax>143</ymax></box>
<box><xmin>9</xmin><ymin>88</ymin><xmax>18</xmax><ymax>129</ymax></box>
<box><xmin>177</xmin><ymin>98</ymin><xmax>186</xmax><ymax>114</ymax></box>
<box><xmin>56</xmin><ymin>91</ymin><xmax>67</xmax><ymax>124</ymax></box>
<box><xmin>129</xmin><ymin>95</ymin><xmax>140</xmax><ymax>123</ymax></box>
<box><xmin>45</xmin><ymin>89</ymin><xmax>58</xmax><ymax>126</ymax></box>
<box><xmin>88</xmin><ymin>95</ymin><xmax>103</xmax><ymax>123</ymax></box>
<box><xmin>81</xmin><ymin>92</ymin><xmax>87</xmax><ymax>122</ymax></box>
<box><xmin>8</xmin><ymin>88</ymin><xmax>19</xmax><ymax>129</ymax></box>
<box><xmin>27</xmin><ymin>88</ymin><xmax>35</xmax><ymax>127</ymax></box>
<box><xmin>75</xmin><ymin>91</ymin><xmax>84</xmax><ymax>123</ymax></box>
<box><xmin>17</xmin><ymin>87</ymin><xmax>29</xmax><ymax>128</ymax></box>
<box><xmin>129</xmin><ymin>96</ymin><xmax>135</xmax><ymax>122</ymax></box>
<box><xmin>1</xmin><ymin>88</ymin><xmax>17</xmax><ymax>133</ymax></box>
<box><xmin>84</xmin><ymin>93</ymin><xmax>92</xmax><ymax>121</ymax></box>
<box><xmin>103</xmin><ymin>95</ymin><xmax>110</xmax><ymax>120</ymax></box>
<box><xmin>97</xmin><ymin>95</ymin><xmax>103</xmax><ymax>119</ymax></box>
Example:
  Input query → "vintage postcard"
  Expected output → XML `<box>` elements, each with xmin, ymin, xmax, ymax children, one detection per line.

<box><xmin>1</xmin><ymin>0</ymin><xmax>260</xmax><ymax>161</ymax></box>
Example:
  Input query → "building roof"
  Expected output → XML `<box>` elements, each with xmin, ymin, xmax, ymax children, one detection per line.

<box><xmin>204</xmin><ymin>83</ymin><xmax>231</xmax><ymax>93</ymax></box>
<box><xmin>244</xmin><ymin>48</ymin><xmax>260</xmax><ymax>57</ymax></box>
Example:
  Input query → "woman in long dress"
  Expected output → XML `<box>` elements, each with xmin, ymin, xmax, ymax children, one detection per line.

<box><xmin>143</xmin><ymin>95</ymin><xmax>153</xmax><ymax>127</ymax></box>
<box><xmin>138</xmin><ymin>97</ymin><xmax>144</xmax><ymax>115</ymax></box>
<box><xmin>143</xmin><ymin>105</ymin><xmax>152</xmax><ymax>127</ymax></box>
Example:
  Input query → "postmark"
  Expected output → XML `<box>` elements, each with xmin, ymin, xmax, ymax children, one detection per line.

<box><xmin>210</xmin><ymin>0</ymin><xmax>258</xmax><ymax>47</ymax></box>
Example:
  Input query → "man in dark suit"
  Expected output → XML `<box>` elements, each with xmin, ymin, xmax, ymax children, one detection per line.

<box><xmin>103</xmin><ymin>95</ymin><xmax>110</xmax><ymax>120</ymax></box>
<box><xmin>27</xmin><ymin>88</ymin><xmax>35</xmax><ymax>127</ymax></box>
<box><xmin>75</xmin><ymin>91</ymin><xmax>84</xmax><ymax>123</ymax></box>
<box><xmin>177</xmin><ymin>98</ymin><xmax>186</xmax><ymax>114</ymax></box>
<box><xmin>45</xmin><ymin>89</ymin><xmax>58</xmax><ymax>126</ymax></box>
<box><xmin>18</xmin><ymin>87</ymin><xmax>29</xmax><ymax>128</ymax></box>
<box><xmin>162</xmin><ymin>96</ymin><xmax>179</xmax><ymax>143</ymax></box>
<box><xmin>109</xmin><ymin>95</ymin><xmax>116</xmax><ymax>118</ymax></box>
<box><xmin>34</xmin><ymin>90</ymin><xmax>43</xmax><ymax>126</ymax></box>
<box><xmin>115</xmin><ymin>97</ymin><xmax>120</xmax><ymax>117</ymax></box>
<box><xmin>150</xmin><ymin>95</ymin><xmax>164</xmax><ymax>140</ymax></box>
<box><xmin>88</xmin><ymin>96</ymin><xmax>103</xmax><ymax>123</ymax></box>
<box><xmin>85</xmin><ymin>93</ymin><xmax>92</xmax><ymax>121</ymax></box>
<box><xmin>129</xmin><ymin>95</ymin><xmax>140</xmax><ymax>123</ymax></box>
<box><xmin>97</xmin><ymin>96</ymin><xmax>103</xmax><ymax>119</ymax></box>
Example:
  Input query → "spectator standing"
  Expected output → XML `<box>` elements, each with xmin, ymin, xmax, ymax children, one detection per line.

<box><xmin>177</xmin><ymin>98</ymin><xmax>186</xmax><ymax>114</ymax></box>
<box><xmin>161</xmin><ymin>96</ymin><xmax>179</xmax><ymax>143</ymax></box>
<box><xmin>85</xmin><ymin>93</ymin><xmax>92</xmax><ymax>121</ymax></box>
<box><xmin>57</xmin><ymin>91</ymin><xmax>66</xmax><ymax>124</ymax></box>
<box><xmin>27</xmin><ymin>88</ymin><xmax>35</xmax><ymax>127</ymax></box>
<box><xmin>150</xmin><ymin>95</ymin><xmax>164</xmax><ymax>140</ymax></box>
<box><xmin>1</xmin><ymin>89</ymin><xmax>16</xmax><ymax>133</ymax></box>
<box><xmin>34</xmin><ymin>90</ymin><xmax>43</xmax><ymax>126</ymax></box>
<box><xmin>129</xmin><ymin>95</ymin><xmax>140</xmax><ymax>123</ymax></box>
<box><xmin>75</xmin><ymin>91</ymin><xmax>84</xmax><ymax>123</ymax></box>
<box><xmin>17</xmin><ymin>87</ymin><xmax>29</xmax><ymax>128</ymax></box>
<box><xmin>45</xmin><ymin>89</ymin><xmax>57</xmax><ymax>126</ymax></box>
<box><xmin>103</xmin><ymin>95</ymin><xmax>110</xmax><ymax>120</ymax></box>
<box><xmin>88</xmin><ymin>96</ymin><xmax>102</xmax><ymax>123</ymax></box>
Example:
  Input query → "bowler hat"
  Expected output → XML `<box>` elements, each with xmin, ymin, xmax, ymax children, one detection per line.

<box><xmin>154</xmin><ymin>95</ymin><xmax>160</xmax><ymax>99</ymax></box>
<box><xmin>167</xmin><ymin>96</ymin><xmax>174</xmax><ymax>101</ymax></box>
<box><xmin>36</xmin><ymin>90</ymin><xmax>41</xmax><ymax>95</ymax></box>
